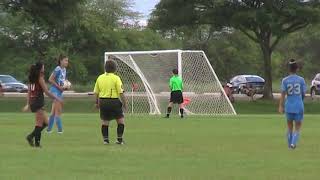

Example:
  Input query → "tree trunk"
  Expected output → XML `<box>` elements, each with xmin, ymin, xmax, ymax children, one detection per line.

<box><xmin>261</xmin><ymin>44</ymin><xmax>274</xmax><ymax>99</ymax></box>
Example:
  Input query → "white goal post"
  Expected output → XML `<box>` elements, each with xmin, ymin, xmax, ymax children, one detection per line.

<box><xmin>104</xmin><ymin>50</ymin><xmax>236</xmax><ymax>115</ymax></box>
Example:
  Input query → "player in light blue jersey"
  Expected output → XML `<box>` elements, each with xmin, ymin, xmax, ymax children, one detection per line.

<box><xmin>279</xmin><ymin>59</ymin><xmax>306</xmax><ymax>149</ymax></box>
<box><xmin>47</xmin><ymin>55</ymin><xmax>69</xmax><ymax>133</ymax></box>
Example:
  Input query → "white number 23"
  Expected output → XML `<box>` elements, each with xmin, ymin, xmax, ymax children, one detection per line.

<box><xmin>287</xmin><ymin>83</ymin><xmax>301</xmax><ymax>95</ymax></box>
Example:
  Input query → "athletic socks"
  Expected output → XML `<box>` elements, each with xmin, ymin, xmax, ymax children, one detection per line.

<box><xmin>47</xmin><ymin>116</ymin><xmax>63</xmax><ymax>133</ymax></box>
<box><xmin>55</xmin><ymin>116</ymin><xmax>63</xmax><ymax>133</ymax></box>
<box><xmin>179</xmin><ymin>108</ymin><xmax>184</xmax><ymax>118</ymax></box>
<box><xmin>291</xmin><ymin>131</ymin><xmax>300</xmax><ymax>146</ymax></box>
<box><xmin>287</xmin><ymin>131</ymin><xmax>293</xmax><ymax>147</ymax></box>
<box><xmin>34</xmin><ymin>126</ymin><xmax>42</xmax><ymax>147</ymax></box>
<box><xmin>101</xmin><ymin>124</ymin><xmax>125</xmax><ymax>144</ymax></box>
<box><xmin>101</xmin><ymin>125</ymin><xmax>109</xmax><ymax>143</ymax></box>
<box><xmin>166</xmin><ymin>107</ymin><xmax>172</xmax><ymax>118</ymax></box>
<box><xmin>166</xmin><ymin>107</ymin><xmax>184</xmax><ymax>118</ymax></box>
<box><xmin>47</xmin><ymin>115</ymin><xmax>55</xmax><ymax>132</ymax></box>
<box><xmin>28</xmin><ymin>122</ymin><xmax>47</xmax><ymax>138</ymax></box>
<box><xmin>117</xmin><ymin>124</ymin><xmax>125</xmax><ymax>142</ymax></box>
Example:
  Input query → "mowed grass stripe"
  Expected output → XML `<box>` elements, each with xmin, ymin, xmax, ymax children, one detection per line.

<box><xmin>0</xmin><ymin>113</ymin><xmax>320</xmax><ymax>180</ymax></box>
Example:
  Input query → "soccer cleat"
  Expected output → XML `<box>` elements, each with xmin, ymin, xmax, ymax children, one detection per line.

<box><xmin>26</xmin><ymin>135</ymin><xmax>34</xmax><ymax>147</ymax></box>
<box><xmin>103</xmin><ymin>139</ymin><xmax>110</xmax><ymax>145</ymax></box>
<box><xmin>115</xmin><ymin>140</ymin><xmax>125</xmax><ymax>145</ymax></box>
<box><xmin>34</xmin><ymin>144</ymin><xmax>42</xmax><ymax>148</ymax></box>
<box><xmin>289</xmin><ymin>144</ymin><xmax>296</xmax><ymax>149</ymax></box>
<box><xmin>46</xmin><ymin>130</ymin><xmax>53</xmax><ymax>134</ymax></box>
<box><xmin>57</xmin><ymin>131</ymin><xmax>63</xmax><ymax>134</ymax></box>
<box><xmin>181</xmin><ymin>115</ymin><xmax>184</xmax><ymax>118</ymax></box>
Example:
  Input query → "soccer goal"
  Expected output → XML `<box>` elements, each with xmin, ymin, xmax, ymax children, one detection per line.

<box><xmin>104</xmin><ymin>50</ymin><xmax>236</xmax><ymax>115</ymax></box>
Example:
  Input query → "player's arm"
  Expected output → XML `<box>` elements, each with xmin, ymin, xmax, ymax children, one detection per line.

<box><xmin>116</xmin><ymin>77</ymin><xmax>127</xmax><ymax>111</ymax></box>
<box><xmin>278</xmin><ymin>92</ymin><xmax>285</xmax><ymax>114</ymax></box>
<box><xmin>181</xmin><ymin>79</ymin><xmax>183</xmax><ymax>90</ymax></box>
<box><xmin>48</xmin><ymin>69</ymin><xmax>64</xmax><ymax>92</ymax></box>
<box><xmin>119</xmin><ymin>93</ymin><xmax>127</xmax><ymax>111</ymax></box>
<box><xmin>22</xmin><ymin>85</ymin><xmax>31</xmax><ymax>112</ymax></box>
<box><xmin>169</xmin><ymin>78</ymin><xmax>173</xmax><ymax>90</ymax></box>
<box><xmin>0</xmin><ymin>84</ymin><xmax>3</xmax><ymax>96</ymax></box>
<box><xmin>26</xmin><ymin>85</ymin><xmax>30</xmax><ymax>105</ymax></box>
<box><xmin>93</xmin><ymin>79</ymin><xmax>100</xmax><ymax>108</ymax></box>
<box><xmin>39</xmin><ymin>76</ymin><xmax>62</xmax><ymax>102</ymax></box>
<box><xmin>94</xmin><ymin>93</ymin><xmax>100</xmax><ymax>109</ymax></box>
<box><xmin>278</xmin><ymin>80</ymin><xmax>286</xmax><ymax>114</ymax></box>
<box><xmin>301</xmin><ymin>79</ymin><xmax>307</xmax><ymax>101</ymax></box>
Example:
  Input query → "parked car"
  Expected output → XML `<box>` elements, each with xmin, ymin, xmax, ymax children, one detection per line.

<box><xmin>310</xmin><ymin>73</ymin><xmax>320</xmax><ymax>98</ymax></box>
<box><xmin>230</xmin><ymin>75</ymin><xmax>265</xmax><ymax>94</ymax></box>
<box><xmin>0</xmin><ymin>75</ymin><xmax>28</xmax><ymax>93</ymax></box>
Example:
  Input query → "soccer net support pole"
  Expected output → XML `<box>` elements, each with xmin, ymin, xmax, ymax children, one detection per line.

<box><xmin>131</xmin><ymin>85</ymin><xmax>134</xmax><ymax>114</ymax></box>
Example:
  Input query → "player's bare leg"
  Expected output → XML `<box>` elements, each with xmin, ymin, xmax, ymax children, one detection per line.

<box><xmin>290</xmin><ymin>121</ymin><xmax>302</xmax><ymax>149</ymax></box>
<box><xmin>287</xmin><ymin>120</ymin><xmax>294</xmax><ymax>148</ymax></box>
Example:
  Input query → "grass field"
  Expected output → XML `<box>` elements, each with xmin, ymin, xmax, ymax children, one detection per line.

<box><xmin>1</xmin><ymin>97</ymin><xmax>320</xmax><ymax>114</ymax></box>
<box><xmin>1</xmin><ymin>112</ymin><xmax>320</xmax><ymax>180</ymax></box>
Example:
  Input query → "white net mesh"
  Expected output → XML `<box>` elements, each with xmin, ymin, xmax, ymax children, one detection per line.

<box><xmin>106</xmin><ymin>50</ymin><xmax>236</xmax><ymax>115</ymax></box>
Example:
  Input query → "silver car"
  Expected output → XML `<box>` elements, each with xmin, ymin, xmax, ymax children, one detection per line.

<box><xmin>0</xmin><ymin>75</ymin><xmax>28</xmax><ymax>93</ymax></box>
<box><xmin>310</xmin><ymin>73</ymin><xmax>320</xmax><ymax>98</ymax></box>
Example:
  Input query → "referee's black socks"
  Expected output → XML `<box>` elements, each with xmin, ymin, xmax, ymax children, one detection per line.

<box><xmin>117</xmin><ymin>124</ymin><xmax>125</xmax><ymax>142</ymax></box>
<box><xmin>101</xmin><ymin>125</ymin><xmax>109</xmax><ymax>142</ymax></box>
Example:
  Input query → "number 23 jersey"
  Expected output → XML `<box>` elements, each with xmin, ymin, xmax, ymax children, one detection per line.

<box><xmin>281</xmin><ymin>74</ymin><xmax>306</xmax><ymax>113</ymax></box>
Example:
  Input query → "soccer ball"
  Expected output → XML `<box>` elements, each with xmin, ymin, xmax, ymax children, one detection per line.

<box><xmin>62</xmin><ymin>80</ymin><xmax>72</xmax><ymax>90</ymax></box>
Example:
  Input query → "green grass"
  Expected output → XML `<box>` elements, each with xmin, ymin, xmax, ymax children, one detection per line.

<box><xmin>1</xmin><ymin>97</ymin><xmax>320</xmax><ymax>114</ymax></box>
<box><xmin>1</xmin><ymin>113</ymin><xmax>320</xmax><ymax>180</ymax></box>
<box><xmin>233</xmin><ymin>100</ymin><xmax>320</xmax><ymax>114</ymax></box>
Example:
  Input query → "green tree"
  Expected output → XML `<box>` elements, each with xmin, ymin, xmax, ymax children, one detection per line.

<box><xmin>0</xmin><ymin>0</ymin><xmax>180</xmax><ymax>86</ymax></box>
<box><xmin>150</xmin><ymin>0</ymin><xmax>320</xmax><ymax>98</ymax></box>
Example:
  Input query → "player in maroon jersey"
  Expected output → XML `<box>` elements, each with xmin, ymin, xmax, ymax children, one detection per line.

<box><xmin>23</xmin><ymin>62</ymin><xmax>62</xmax><ymax>148</ymax></box>
<box><xmin>0</xmin><ymin>82</ymin><xmax>3</xmax><ymax>96</ymax></box>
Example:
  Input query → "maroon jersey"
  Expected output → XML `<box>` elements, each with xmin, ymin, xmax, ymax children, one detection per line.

<box><xmin>28</xmin><ymin>80</ymin><xmax>45</xmax><ymax>112</ymax></box>
<box><xmin>29</xmin><ymin>81</ymin><xmax>44</xmax><ymax>99</ymax></box>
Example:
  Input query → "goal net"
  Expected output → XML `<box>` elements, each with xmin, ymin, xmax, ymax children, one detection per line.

<box><xmin>104</xmin><ymin>50</ymin><xmax>236</xmax><ymax>115</ymax></box>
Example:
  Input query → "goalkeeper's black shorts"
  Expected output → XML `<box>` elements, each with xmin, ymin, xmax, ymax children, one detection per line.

<box><xmin>170</xmin><ymin>90</ymin><xmax>183</xmax><ymax>104</ymax></box>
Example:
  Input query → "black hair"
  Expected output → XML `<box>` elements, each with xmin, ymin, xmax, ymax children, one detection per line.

<box><xmin>172</xmin><ymin>68</ymin><xmax>178</xmax><ymax>75</ymax></box>
<box><xmin>105</xmin><ymin>60</ymin><xmax>117</xmax><ymax>73</ymax></box>
<box><xmin>57</xmin><ymin>54</ymin><xmax>68</xmax><ymax>66</ymax></box>
<box><xmin>28</xmin><ymin>62</ymin><xmax>44</xmax><ymax>83</ymax></box>
<box><xmin>288</xmin><ymin>59</ymin><xmax>298</xmax><ymax>73</ymax></box>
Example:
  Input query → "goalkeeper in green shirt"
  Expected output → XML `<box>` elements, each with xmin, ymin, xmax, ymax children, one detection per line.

<box><xmin>166</xmin><ymin>68</ymin><xmax>184</xmax><ymax>118</ymax></box>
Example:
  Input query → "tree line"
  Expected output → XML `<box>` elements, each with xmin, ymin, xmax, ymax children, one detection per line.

<box><xmin>1</xmin><ymin>0</ymin><xmax>320</xmax><ymax>98</ymax></box>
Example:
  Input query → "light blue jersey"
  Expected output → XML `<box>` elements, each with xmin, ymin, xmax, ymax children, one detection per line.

<box><xmin>49</xmin><ymin>66</ymin><xmax>66</xmax><ymax>97</ymax></box>
<box><xmin>281</xmin><ymin>74</ymin><xmax>306</xmax><ymax>114</ymax></box>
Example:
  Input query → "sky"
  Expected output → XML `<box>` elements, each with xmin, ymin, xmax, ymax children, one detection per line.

<box><xmin>132</xmin><ymin>0</ymin><xmax>160</xmax><ymax>26</ymax></box>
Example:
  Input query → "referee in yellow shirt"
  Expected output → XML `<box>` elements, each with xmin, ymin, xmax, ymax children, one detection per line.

<box><xmin>94</xmin><ymin>60</ymin><xmax>127</xmax><ymax>145</ymax></box>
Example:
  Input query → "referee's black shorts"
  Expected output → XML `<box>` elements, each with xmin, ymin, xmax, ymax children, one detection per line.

<box><xmin>30</xmin><ymin>97</ymin><xmax>45</xmax><ymax>113</ymax></box>
<box><xmin>99</xmin><ymin>98</ymin><xmax>124</xmax><ymax>121</ymax></box>
<box><xmin>170</xmin><ymin>90</ymin><xmax>183</xmax><ymax>104</ymax></box>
